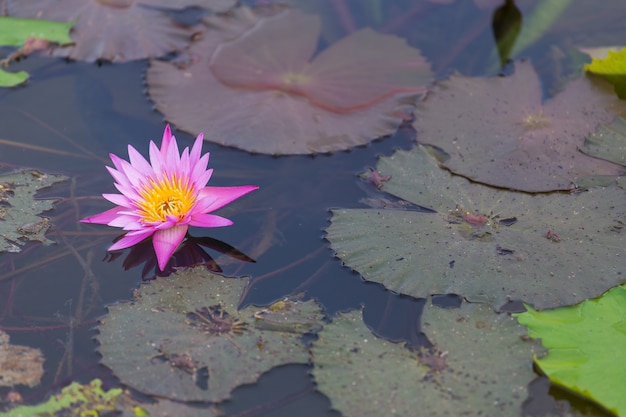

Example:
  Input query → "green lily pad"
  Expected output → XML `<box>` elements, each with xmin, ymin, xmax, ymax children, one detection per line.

<box><xmin>97</xmin><ymin>267</ymin><xmax>324</xmax><ymax>402</ymax></box>
<box><xmin>0</xmin><ymin>16</ymin><xmax>74</xmax><ymax>87</ymax></box>
<box><xmin>326</xmin><ymin>145</ymin><xmax>626</xmax><ymax>309</ymax></box>
<box><xmin>581</xmin><ymin>115</ymin><xmax>626</xmax><ymax>166</ymax></box>
<box><xmin>584</xmin><ymin>47</ymin><xmax>626</xmax><ymax>99</ymax></box>
<box><xmin>0</xmin><ymin>330</ymin><xmax>44</xmax><ymax>388</ymax></box>
<box><xmin>0</xmin><ymin>170</ymin><xmax>67</xmax><ymax>253</ymax></box>
<box><xmin>0</xmin><ymin>16</ymin><xmax>74</xmax><ymax>47</ymax></box>
<box><xmin>0</xmin><ymin>67</ymin><xmax>28</xmax><ymax>87</ymax></box>
<box><xmin>312</xmin><ymin>302</ymin><xmax>539</xmax><ymax>417</ymax></box>
<box><xmin>515</xmin><ymin>285</ymin><xmax>626</xmax><ymax>417</ymax></box>
<box><xmin>413</xmin><ymin>60</ymin><xmax>626</xmax><ymax>192</ymax></box>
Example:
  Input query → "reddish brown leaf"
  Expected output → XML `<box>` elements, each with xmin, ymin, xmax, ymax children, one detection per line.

<box><xmin>414</xmin><ymin>61</ymin><xmax>626</xmax><ymax>191</ymax></box>
<box><xmin>147</xmin><ymin>7</ymin><xmax>431</xmax><ymax>154</ymax></box>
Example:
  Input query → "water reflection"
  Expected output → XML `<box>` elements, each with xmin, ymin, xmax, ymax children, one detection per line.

<box><xmin>105</xmin><ymin>233</ymin><xmax>255</xmax><ymax>280</ymax></box>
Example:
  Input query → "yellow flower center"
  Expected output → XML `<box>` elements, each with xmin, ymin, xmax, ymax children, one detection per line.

<box><xmin>137</xmin><ymin>174</ymin><xmax>195</xmax><ymax>223</ymax></box>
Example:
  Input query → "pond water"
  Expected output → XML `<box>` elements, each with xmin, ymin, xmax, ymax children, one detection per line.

<box><xmin>0</xmin><ymin>1</ymin><xmax>624</xmax><ymax>416</ymax></box>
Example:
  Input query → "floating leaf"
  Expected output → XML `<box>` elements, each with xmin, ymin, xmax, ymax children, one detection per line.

<box><xmin>326</xmin><ymin>145</ymin><xmax>626</xmax><ymax>309</ymax></box>
<box><xmin>515</xmin><ymin>285</ymin><xmax>626</xmax><ymax>417</ymax></box>
<box><xmin>210</xmin><ymin>10</ymin><xmax>430</xmax><ymax>113</ymax></box>
<box><xmin>312</xmin><ymin>302</ymin><xmax>538</xmax><ymax>417</ymax></box>
<box><xmin>98</xmin><ymin>266</ymin><xmax>324</xmax><ymax>402</ymax></box>
<box><xmin>0</xmin><ymin>16</ymin><xmax>74</xmax><ymax>86</ymax></box>
<box><xmin>0</xmin><ymin>330</ymin><xmax>44</xmax><ymax>387</ymax></box>
<box><xmin>0</xmin><ymin>170</ymin><xmax>67</xmax><ymax>253</ymax></box>
<box><xmin>147</xmin><ymin>7</ymin><xmax>430</xmax><ymax>155</ymax></box>
<box><xmin>0</xmin><ymin>16</ymin><xmax>74</xmax><ymax>46</ymax></box>
<box><xmin>5</xmin><ymin>0</ymin><xmax>226</xmax><ymax>62</ymax></box>
<box><xmin>581</xmin><ymin>115</ymin><xmax>626</xmax><ymax>166</ymax></box>
<box><xmin>584</xmin><ymin>47</ymin><xmax>626</xmax><ymax>99</ymax></box>
<box><xmin>414</xmin><ymin>60</ymin><xmax>626</xmax><ymax>191</ymax></box>
<box><xmin>0</xmin><ymin>68</ymin><xmax>28</xmax><ymax>87</ymax></box>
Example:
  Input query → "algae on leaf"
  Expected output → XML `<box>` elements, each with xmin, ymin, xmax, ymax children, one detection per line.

<box><xmin>326</xmin><ymin>145</ymin><xmax>626</xmax><ymax>309</ymax></box>
<box><xmin>0</xmin><ymin>378</ymin><xmax>221</xmax><ymax>416</ymax></box>
<box><xmin>97</xmin><ymin>266</ymin><xmax>324</xmax><ymax>403</ymax></box>
<box><xmin>515</xmin><ymin>285</ymin><xmax>626</xmax><ymax>417</ymax></box>
<box><xmin>0</xmin><ymin>170</ymin><xmax>67</xmax><ymax>253</ymax></box>
<box><xmin>312</xmin><ymin>302</ymin><xmax>538</xmax><ymax>417</ymax></box>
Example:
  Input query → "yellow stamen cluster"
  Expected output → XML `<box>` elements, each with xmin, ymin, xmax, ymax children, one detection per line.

<box><xmin>136</xmin><ymin>174</ymin><xmax>195</xmax><ymax>223</ymax></box>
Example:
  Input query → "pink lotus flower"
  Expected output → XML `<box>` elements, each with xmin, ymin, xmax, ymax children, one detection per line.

<box><xmin>81</xmin><ymin>125</ymin><xmax>258</xmax><ymax>270</ymax></box>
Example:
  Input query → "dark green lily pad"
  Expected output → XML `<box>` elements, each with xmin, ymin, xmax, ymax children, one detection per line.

<box><xmin>414</xmin><ymin>60</ymin><xmax>626</xmax><ymax>192</ymax></box>
<box><xmin>581</xmin><ymin>115</ymin><xmax>626</xmax><ymax>166</ymax></box>
<box><xmin>98</xmin><ymin>267</ymin><xmax>324</xmax><ymax>402</ymax></box>
<box><xmin>312</xmin><ymin>302</ymin><xmax>539</xmax><ymax>417</ymax></box>
<box><xmin>0</xmin><ymin>170</ymin><xmax>67</xmax><ymax>253</ymax></box>
<box><xmin>326</xmin><ymin>145</ymin><xmax>626</xmax><ymax>309</ymax></box>
<box><xmin>515</xmin><ymin>285</ymin><xmax>626</xmax><ymax>417</ymax></box>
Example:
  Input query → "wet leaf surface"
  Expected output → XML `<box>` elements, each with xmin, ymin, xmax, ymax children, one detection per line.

<box><xmin>515</xmin><ymin>285</ymin><xmax>626</xmax><ymax>417</ymax></box>
<box><xmin>5</xmin><ymin>0</ymin><xmax>225</xmax><ymax>62</ymax></box>
<box><xmin>97</xmin><ymin>266</ymin><xmax>324</xmax><ymax>402</ymax></box>
<box><xmin>0</xmin><ymin>170</ymin><xmax>66</xmax><ymax>253</ymax></box>
<box><xmin>312</xmin><ymin>302</ymin><xmax>538</xmax><ymax>417</ymax></box>
<box><xmin>326</xmin><ymin>145</ymin><xmax>626</xmax><ymax>309</ymax></box>
<box><xmin>0</xmin><ymin>330</ymin><xmax>44</xmax><ymax>387</ymax></box>
<box><xmin>581</xmin><ymin>115</ymin><xmax>626</xmax><ymax>166</ymax></box>
<box><xmin>414</xmin><ymin>61</ymin><xmax>626</xmax><ymax>191</ymax></box>
<box><xmin>147</xmin><ymin>7</ymin><xmax>430</xmax><ymax>154</ymax></box>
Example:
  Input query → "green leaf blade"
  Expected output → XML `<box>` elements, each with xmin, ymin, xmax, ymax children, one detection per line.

<box><xmin>515</xmin><ymin>286</ymin><xmax>626</xmax><ymax>416</ymax></box>
<box><xmin>0</xmin><ymin>17</ymin><xmax>74</xmax><ymax>47</ymax></box>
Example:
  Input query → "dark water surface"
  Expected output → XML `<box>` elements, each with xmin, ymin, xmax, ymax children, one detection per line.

<box><xmin>0</xmin><ymin>1</ymin><xmax>623</xmax><ymax>416</ymax></box>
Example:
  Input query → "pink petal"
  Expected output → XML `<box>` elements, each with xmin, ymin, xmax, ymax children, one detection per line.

<box><xmin>163</xmin><ymin>131</ymin><xmax>181</xmax><ymax>169</ymax></box>
<box><xmin>106</xmin><ymin>166</ymin><xmax>129</xmax><ymax>188</ymax></box>
<box><xmin>109</xmin><ymin>152</ymin><xmax>126</xmax><ymax>172</ymax></box>
<box><xmin>127</xmin><ymin>144</ymin><xmax>153</xmax><ymax>176</ymax></box>
<box><xmin>152</xmin><ymin>225</ymin><xmax>188</xmax><ymax>270</ymax></box>
<box><xmin>192</xmin><ymin>167</ymin><xmax>213</xmax><ymax>190</ymax></box>
<box><xmin>80</xmin><ymin>207</ymin><xmax>125</xmax><ymax>224</ymax></box>
<box><xmin>109</xmin><ymin>229</ymin><xmax>155</xmax><ymax>251</ymax></box>
<box><xmin>189</xmin><ymin>213</ymin><xmax>233</xmax><ymax>228</ymax></box>
<box><xmin>113</xmin><ymin>182</ymin><xmax>141</xmax><ymax>202</ymax></box>
<box><xmin>149</xmin><ymin>140</ymin><xmax>165</xmax><ymax>178</ymax></box>
<box><xmin>189</xmin><ymin>133</ymin><xmax>204</xmax><ymax>163</ymax></box>
<box><xmin>195</xmin><ymin>185</ymin><xmax>258</xmax><ymax>213</ymax></box>
<box><xmin>103</xmin><ymin>193</ymin><xmax>133</xmax><ymax>208</ymax></box>
<box><xmin>108</xmin><ymin>214</ymin><xmax>141</xmax><ymax>228</ymax></box>
<box><xmin>191</xmin><ymin>154</ymin><xmax>211</xmax><ymax>184</ymax></box>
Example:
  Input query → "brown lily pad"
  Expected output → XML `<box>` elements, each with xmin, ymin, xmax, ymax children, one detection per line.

<box><xmin>0</xmin><ymin>330</ymin><xmax>45</xmax><ymax>387</ymax></box>
<box><xmin>6</xmin><ymin>0</ymin><xmax>232</xmax><ymax>62</ymax></box>
<box><xmin>147</xmin><ymin>7</ymin><xmax>431</xmax><ymax>155</ymax></box>
<box><xmin>414</xmin><ymin>60</ymin><xmax>626</xmax><ymax>191</ymax></box>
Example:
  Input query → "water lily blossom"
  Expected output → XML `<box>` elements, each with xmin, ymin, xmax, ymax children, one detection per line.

<box><xmin>81</xmin><ymin>125</ymin><xmax>258</xmax><ymax>270</ymax></box>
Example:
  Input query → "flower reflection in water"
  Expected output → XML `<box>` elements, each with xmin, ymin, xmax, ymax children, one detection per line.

<box><xmin>106</xmin><ymin>233</ymin><xmax>254</xmax><ymax>280</ymax></box>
